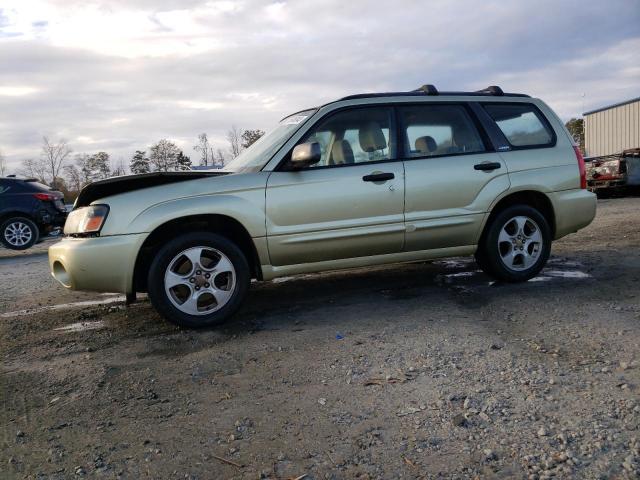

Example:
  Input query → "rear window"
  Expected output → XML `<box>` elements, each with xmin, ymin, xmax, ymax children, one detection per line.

<box><xmin>24</xmin><ymin>180</ymin><xmax>53</xmax><ymax>192</ymax></box>
<box><xmin>483</xmin><ymin>103</ymin><xmax>554</xmax><ymax>147</ymax></box>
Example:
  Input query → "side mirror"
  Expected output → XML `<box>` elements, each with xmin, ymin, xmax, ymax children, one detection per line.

<box><xmin>290</xmin><ymin>142</ymin><xmax>321</xmax><ymax>167</ymax></box>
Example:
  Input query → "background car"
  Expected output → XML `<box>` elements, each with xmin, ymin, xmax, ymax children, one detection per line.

<box><xmin>0</xmin><ymin>176</ymin><xmax>67</xmax><ymax>250</ymax></box>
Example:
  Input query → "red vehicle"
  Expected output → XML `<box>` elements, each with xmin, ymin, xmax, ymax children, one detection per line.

<box><xmin>585</xmin><ymin>148</ymin><xmax>640</xmax><ymax>192</ymax></box>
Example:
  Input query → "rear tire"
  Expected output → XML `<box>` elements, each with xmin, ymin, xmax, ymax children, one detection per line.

<box><xmin>475</xmin><ymin>205</ymin><xmax>551</xmax><ymax>282</ymax></box>
<box><xmin>0</xmin><ymin>217</ymin><xmax>39</xmax><ymax>250</ymax></box>
<box><xmin>147</xmin><ymin>232</ymin><xmax>250</xmax><ymax>328</ymax></box>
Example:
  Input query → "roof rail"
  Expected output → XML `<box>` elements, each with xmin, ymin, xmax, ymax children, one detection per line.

<box><xmin>476</xmin><ymin>85</ymin><xmax>504</xmax><ymax>96</ymax></box>
<box><xmin>338</xmin><ymin>85</ymin><xmax>527</xmax><ymax>102</ymax></box>
<box><xmin>412</xmin><ymin>84</ymin><xmax>439</xmax><ymax>95</ymax></box>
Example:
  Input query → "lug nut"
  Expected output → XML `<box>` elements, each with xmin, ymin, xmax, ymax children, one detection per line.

<box><xmin>195</xmin><ymin>286</ymin><xmax>200</xmax><ymax>290</ymax></box>
<box><xmin>205</xmin><ymin>283</ymin><xmax>210</xmax><ymax>288</ymax></box>
<box><xmin>205</xmin><ymin>273</ymin><xmax>210</xmax><ymax>279</ymax></box>
<box><xmin>196</xmin><ymin>270</ymin><xmax>202</xmax><ymax>275</ymax></box>
<box><xmin>189</xmin><ymin>278</ymin><xmax>195</xmax><ymax>283</ymax></box>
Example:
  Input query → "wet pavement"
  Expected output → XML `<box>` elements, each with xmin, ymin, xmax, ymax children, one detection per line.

<box><xmin>1</xmin><ymin>197</ymin><xmax>639</xmax><ymax>479</ymax></box>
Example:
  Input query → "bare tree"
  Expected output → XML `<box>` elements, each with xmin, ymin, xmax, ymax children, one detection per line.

<box><xmin>226</xmin><ymin>125</ymin><xmax>242</xmax><ymax>159</ymax></box>
<box><xmin>18</xmin><ymin>158</ymin><xmax>48</xmax><ymax>183</ymax></box>
<box><xmin>41</xmin><ymin>137</ymin><xmax>72</xmax><ymax>188</ymax></box>
<box><xmin>0</xmin><ymin>148</ymin><xmax>6</xmax><ymax>176</ymax></box>
<box><xmin>215</xmin><ymin>148</ymin><xmax>226</xmax><ymax>167</ymax></box>
<box><xmin>74</xmin><ymin>153</ymin><xmax>92</xmax><ymax>185</ymax></box>
<box><xmin>111</xmin><ymin>157</ymin><xmax>127</xmax><ymax>177</ymax></box>
<box><xmin>63</xmin><ymin>164</ymin><xmax>83</xmax><ymax>193</ymax></box>
<box><xmin>193</xmin><ymin>133</ymin><xmax>215</xmax><ymax>166</ymax></box>
<box><xmin>149</xmin><ymin>139</ymin><xmax>180</xmax><ymax>172</ymax></box>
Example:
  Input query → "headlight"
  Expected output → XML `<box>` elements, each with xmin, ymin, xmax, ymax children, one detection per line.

<box><xmin>64</xmin><ymin>205</ymin><xmax>109</xmax><ymax>236</ymax></box>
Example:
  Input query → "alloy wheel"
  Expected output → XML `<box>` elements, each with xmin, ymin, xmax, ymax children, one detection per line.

<box><xmin>164</xmin><ymin>246</ymin><xmax>236</xmax><ymax>316</ymax></box>
<box><xmin>497</xmin><ymin>216</ymin><xmax>543</xmax><ymax>271</ymax></box>
<box><xmin>4</xmin><ymin>221</ymin><xmax>34</xmax><ymax>247</ymax></box>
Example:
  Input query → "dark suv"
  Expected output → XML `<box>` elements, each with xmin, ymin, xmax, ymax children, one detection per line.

<box><xmin>0</xmin><ymin>177</ymin><xmax>67</xmax><ymax>250</ymax></box>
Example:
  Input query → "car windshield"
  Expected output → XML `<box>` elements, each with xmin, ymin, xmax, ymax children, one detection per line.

<box><xmin>223</xmin><ymin>109</ymin><xmax>317</xmax><ymax>172</ymax></box>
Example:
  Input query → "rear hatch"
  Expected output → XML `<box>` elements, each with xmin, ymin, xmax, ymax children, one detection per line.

<box><xmin>26</xmin><ymin>180</ymin><xmax>67</xmax><ymax>211</ymax></box>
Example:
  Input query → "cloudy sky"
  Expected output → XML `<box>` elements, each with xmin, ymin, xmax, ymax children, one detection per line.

<box><xmin>1</xmin><ymin>0</ymin><xmax>639</xmax><ymax>171</ymax></box>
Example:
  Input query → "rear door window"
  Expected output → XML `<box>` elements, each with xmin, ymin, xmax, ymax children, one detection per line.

<box><xmin>0</xmin><ymin>180</ymin><xmax>11</xmax><ymax>195</ymax></box>
<box><xmin>398</xmin><ymin>104</ymin><xmax>486</xmax><ymax>158</ymax></box>
<box><xmin>483</xmin><ymin>103</ymin><xmax>554</xmax><ymax>147</ymax></box>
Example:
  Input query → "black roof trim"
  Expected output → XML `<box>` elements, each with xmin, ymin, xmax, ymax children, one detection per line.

<box><xmin>583</xmin><ymin>96</ymin><xmax>640</xmax><ymax>116</ymax></box>
<box><xmin>340</xmin><ymin>85</ymin><xmax>529</xmax><ymax>101</ymax></box>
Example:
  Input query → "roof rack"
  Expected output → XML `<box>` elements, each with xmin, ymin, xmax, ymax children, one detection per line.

<box><xmin>412</xmin><ymin>84</ymin><xmax>439</xmax><ymax>95</ymax></box>
<box><xmin>475</xmin><ymin>85</ymin><xmax>504</xmax><ymax>96</ymax></box>
<box><xmin>339</xmin><ymin>85</ymin><xmax>528</xmax><ymax>101</ymax></box>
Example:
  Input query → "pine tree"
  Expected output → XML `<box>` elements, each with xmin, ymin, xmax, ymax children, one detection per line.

<box><xmin>130</xmin><ymin>150</ymin><xmax>150</xmax><ymax>174</ymax></box>
<box><xmin>89</xmin><ymin>152</ymin><xmax>111</xmax><ymax>180</ymax></box>
<box><xmin>176</xmin><ymin>150</ymin><xmax>192</xmax><ymax>171</ymax></box>
<box><xmin>241</xmin><ymin>129</ymin><xmax>265</xmax><ymax>149</ymax></box>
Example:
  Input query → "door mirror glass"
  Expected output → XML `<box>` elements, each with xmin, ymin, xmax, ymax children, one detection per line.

<box><xmin>291</xmin><ymin>142</ymin><xmax>322</xmax><ymax>167</ymax></box>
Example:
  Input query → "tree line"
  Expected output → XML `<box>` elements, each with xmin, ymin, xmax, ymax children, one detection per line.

<box><xmin>3</xmin><ymin>127</ymin><xmax>264</xmax><ymax>201</ymax></box>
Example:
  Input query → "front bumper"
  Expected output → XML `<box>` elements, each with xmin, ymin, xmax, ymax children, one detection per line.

<box><xmin>49</xmin><ymin>233</ymin><xmax>146</xmax><ymax>293</ymax></box>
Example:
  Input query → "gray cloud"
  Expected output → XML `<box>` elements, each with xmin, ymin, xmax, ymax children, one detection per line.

<box><xmin>0</xmin><ymin>0</ymin><xmax>639</xmax><ymax>171</ymax></box>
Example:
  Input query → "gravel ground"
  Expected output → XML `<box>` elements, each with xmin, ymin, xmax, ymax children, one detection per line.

<box><xmin>1</xmin><ymin>197</ymin><xmax>639</xmax><ymax>479</ymax></box>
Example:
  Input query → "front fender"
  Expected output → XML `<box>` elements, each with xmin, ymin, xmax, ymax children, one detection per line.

<box><xmin>128</xmin><ymin>193</ymin><xmax>266</xmax><ymax>238</ymax></box>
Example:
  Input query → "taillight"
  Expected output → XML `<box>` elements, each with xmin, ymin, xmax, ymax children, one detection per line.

<box><xmin>33</xmin><ymin>192</ymin><xmax>56</xmax><ymax>201</ymax></box>
<box><xmin>574</xmin><ymin>146</ymin><xmax>586</xmax><ymax>189</ymax></box>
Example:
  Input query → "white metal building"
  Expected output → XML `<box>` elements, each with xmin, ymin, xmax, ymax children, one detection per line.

<box><xmin>583</xmin><ymin>97</ymin><xmax>640</xmax><ymax>158</ymax></box>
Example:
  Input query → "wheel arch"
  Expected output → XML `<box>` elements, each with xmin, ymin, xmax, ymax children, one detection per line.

<box><xmin>479</xmin><ymin>190</ymin><xmax>556</xmax><ymax>243</ymax></box>
<box><xmin>0</xmin><ymin>210</ymin><xmax>37</xmax><ymax>225</ymax></box>
<box><xmin>132</xmin><ymin>214</ymin><xmax>262</xmax><ymax>294</ymax></box>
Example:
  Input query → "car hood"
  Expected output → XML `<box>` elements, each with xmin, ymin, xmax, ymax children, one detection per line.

<box><xmin>75</xmin><ymin>171</ymin><xmax>227</xmax><ymax>207</ymax></box>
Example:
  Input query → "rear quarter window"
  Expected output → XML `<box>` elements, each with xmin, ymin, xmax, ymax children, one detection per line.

<box><xmin>23</xmin><ymin>180</ymin><xmax>53</xmax><ymax>192</ymax></box>
<box><xmin>483</xmin><ymin>103</ymin><xmax>555</xmax><ymax>148</ymax></box>
<box><xmin>0</xmin><ymin>180</ymin><xmax>52</xmax><ymax>195</ymax></box>
<box><xmin>0</xmin><ymin>180</ymin><xmax>22</xmax><ymax>194</ymax></box>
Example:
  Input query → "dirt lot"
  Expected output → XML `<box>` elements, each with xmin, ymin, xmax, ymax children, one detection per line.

<box><xmin>1</xmin><ymin>198</ymin><xmax>639</xmax><ymax>480</ymax></box>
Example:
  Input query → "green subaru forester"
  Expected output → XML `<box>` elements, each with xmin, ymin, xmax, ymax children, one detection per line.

<box><xmin>50</xmin><ymin>85</ymin><xmax>596</xmax><ymax>327</ymax></box>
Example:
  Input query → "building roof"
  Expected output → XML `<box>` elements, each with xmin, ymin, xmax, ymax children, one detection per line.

<box><xmin>583</xmin><ymin>96</ymin><xmax>640</xmax><ymax>116</ymax></box>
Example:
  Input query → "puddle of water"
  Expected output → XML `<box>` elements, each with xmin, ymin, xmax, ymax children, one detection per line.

<box><xmin>54</xmin><ymin>321</ymin><xmax>106</xmax><ymax>333</ymax></box>
<box><xmin>541</xmin><ymin>270</ymin><xmax>592</xmax><ymax>279</ymax></box>
<box><xmin>433</xmin><ymin>258</ymin><xmax>475</xmax><ymax>269</ymax></box>
<box><xmin>529</xmin><ymin>276</ymin><xmax>553</xmax><ymax>282</ymax></box>
<box><xmin>443</xmin><ymin>271</ymin><xmax>479</xmax><ymax>278</ymax></box>
<box><xmin>272</xmin><ymin>276</ymin><xmax>296</xmax><ymax>283</ymax></box>
<box><xmin>0</xmin><ymin>295</ymin><xmax>125</xmax><ymax>318</ymax></box>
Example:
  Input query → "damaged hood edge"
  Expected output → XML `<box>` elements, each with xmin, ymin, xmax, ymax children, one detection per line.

<box><xmin>75</xmin><ymin>171</ymin><xmax>228</xmax><ymax>208</ymax></box>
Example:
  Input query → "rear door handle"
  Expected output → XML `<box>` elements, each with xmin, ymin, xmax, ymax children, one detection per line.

<box><xmin>474</xmin><ymin>162</ymin><xmax>501</xmax><ymax>171</ymax></box>
<box><xmin>363</xmin><ymin>172</ymin><xmax>395</xmax><ymax>182</ymax></box>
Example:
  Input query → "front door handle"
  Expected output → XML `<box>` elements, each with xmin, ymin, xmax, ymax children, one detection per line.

<box><xmin>363</xmin><ymin>172</ymin><xmax>395</xmax><ymax>182</ymax></box>
<box><xmin>474</xmin><ymin>162</ymin><xmax>502</xmax><ymax>171</ymax></box>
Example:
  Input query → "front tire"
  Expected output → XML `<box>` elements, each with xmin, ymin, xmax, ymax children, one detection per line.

<box><xmin>475</xmin><ymin>205</ymin><xmax>551</xmax><ymax>282</ymax></box>
<box><xmin>1</xmin><ymin>217</ymin><xmax>39</xmax><ymax>250</ymax></box>
<box><xmin>147</xmin><ymin>232</ymin><xmax>250</xmax><ymax>328</ymax></box>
